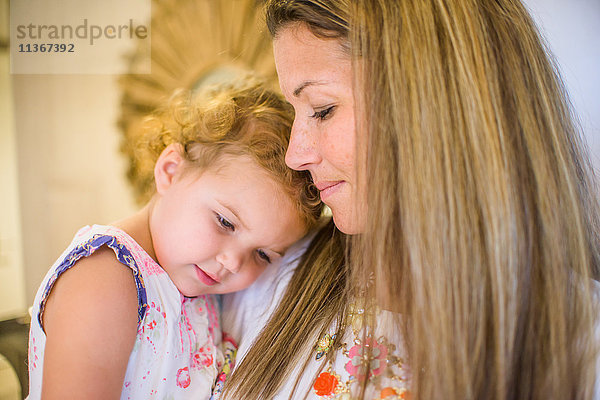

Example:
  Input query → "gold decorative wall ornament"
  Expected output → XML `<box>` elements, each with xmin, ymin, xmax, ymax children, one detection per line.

<box><xmin>118</xmin><ymin>0</ymin><xmax>277</xmax><ymax>204</ymax></box>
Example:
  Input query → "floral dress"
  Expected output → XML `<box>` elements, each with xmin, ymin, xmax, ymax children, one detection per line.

<box><xmin>28</xmin><ymin>225</ymin><xmax>235</xmax><ymax>400</ymax></box>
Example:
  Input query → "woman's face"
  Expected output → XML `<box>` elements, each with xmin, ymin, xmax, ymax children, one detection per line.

<box><xmin>274</xmin><ymin>24</ymin><xmax>366</xmax><ymax>234</ymax></box>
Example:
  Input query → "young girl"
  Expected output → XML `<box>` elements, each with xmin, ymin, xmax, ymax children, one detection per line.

<box><xmin>27</xmin><ymin>79</ymin><xmax>322</xmax><ymax>399</ymax></box>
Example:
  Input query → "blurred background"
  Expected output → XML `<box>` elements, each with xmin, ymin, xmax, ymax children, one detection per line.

<box><xmin>0</xmin><ymin>0</ymin><xmax>598</xmax><ymax>398</ymax></box>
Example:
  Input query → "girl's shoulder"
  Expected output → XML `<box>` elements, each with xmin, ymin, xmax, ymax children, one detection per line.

<box><xmin>35</xmin><ymin>224</ymin><xmax>150</xmax><ymax>328</ymax></box>
<box><xmin>28</xmin><ymin>225</ymin><xmax>144</xmax><ymax>399</ymax></box>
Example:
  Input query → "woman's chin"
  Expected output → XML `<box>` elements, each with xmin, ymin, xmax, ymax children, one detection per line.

<box><xmin>331</xmin><ymin>209</ymin><xmax>366</xmax><ymax>235</ymax></box>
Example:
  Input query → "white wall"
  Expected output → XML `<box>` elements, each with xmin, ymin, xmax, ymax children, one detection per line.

<box><xmin>0</xmin><ymin>51</ymin><xmax>26</xmax><ymax>320</ymax></box>
<box><xmin>13</xmin><ymin>74</ymin><xmax>137</xmax><ymax>304</ymax></box>
<box><xmin>0</xmin><ymin>0</ymin><xmax>138</xmax><ymax>312</ymax></box>
<box><xmin>524</xmin><ymin>0</ymin><xmax>600</xmax><ymax>171</ymax></box>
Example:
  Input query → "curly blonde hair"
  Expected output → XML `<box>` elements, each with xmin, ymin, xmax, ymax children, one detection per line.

<box><xmin>134</xmin><ymin>77</ymin><xmax>323</xmax><ymax>231</ymax></box>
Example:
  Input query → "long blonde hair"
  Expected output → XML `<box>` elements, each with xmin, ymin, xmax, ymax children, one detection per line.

<box><xmin>227</xmin><ymin>1</ymin><xmax>600</xmax><ymax>398</ymax></box>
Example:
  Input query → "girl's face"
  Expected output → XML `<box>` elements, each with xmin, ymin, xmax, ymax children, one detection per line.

<box><xmin>274</xmin><ymin>24</ymin><xmax>366</xmax><ymax>234</ymax></box>
<box><xmin>150</xmin><ymin>146</ymin><xmax>306</xmax><ymax>297</ymax></box>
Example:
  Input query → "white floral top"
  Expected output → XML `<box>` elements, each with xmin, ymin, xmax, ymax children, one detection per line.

<box><xmin>28</xmin><ymin>225</ymin><xmax>234</xmax><ymax>400</ymax></box>
<box><xmin>222</xmin><ymin>234</ymin><xmax>409</xmax><ymax>400</ymax></box>
<box><xmin>308</xmin><ymin>304</ymin><xmax>410</xmax><ymax>400</ymax></box>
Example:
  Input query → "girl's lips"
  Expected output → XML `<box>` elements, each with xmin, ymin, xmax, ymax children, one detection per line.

<box><xmin>315</xmin><ymin>181</ymin><xmax>344</xmax><ymax>201</ymax></box>
<box><xmin>195</xmin><ymin>265</ymin><xmax>219</xmax><ymax>286</ymax></box>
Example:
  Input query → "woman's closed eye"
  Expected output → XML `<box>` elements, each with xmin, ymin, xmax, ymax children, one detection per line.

<box><xmin>216</xmin><ymin>214</ymin><xmax>235</xmax><ymax>232</ymax></box>
<box><xmin>311</xmin><ymin>105</ymin><xmax>335</xmax><ymax>121</ymax></box>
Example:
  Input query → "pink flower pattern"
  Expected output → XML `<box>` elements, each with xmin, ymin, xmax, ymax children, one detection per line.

<box><xmin>192</xmin><ymin>345</ymin><xmax>215</xmax><ymax>368</ymax></box>
<box><xmin>176</xmin><ymin>367</ymin><xmax>191</xmax><ymax>388</ymax></box>
<box><xmin>345</xmin><ymin>338</ymin><xmax>388</xmax><ymax>379</ymax></box>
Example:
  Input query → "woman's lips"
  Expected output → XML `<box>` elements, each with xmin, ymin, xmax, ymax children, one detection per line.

<box><xmin>315</xmin><ymin>181</ymin><xmax>343</xmax><ymax>201</ymax></box>
<box><xmin>194</xmin><ymin>265</ymin><xmax>219</xmax><ymax>286</ymax></box>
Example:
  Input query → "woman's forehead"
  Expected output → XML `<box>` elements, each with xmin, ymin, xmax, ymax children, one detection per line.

<box><xmin>273</xmin><ymin>25</ymin><xmax>351</xmax><ymax>96</ymax></box>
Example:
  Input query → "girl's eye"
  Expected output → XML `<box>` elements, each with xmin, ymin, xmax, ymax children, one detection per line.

<box><xmin>256</xmin><ymin>249</ymin><xmax>271</xmax><ymax>264</ymax></box>
<box><xmin>311</xmin><ymin>105</ymin><xmax>335</xmax><ymax>121</ymax></box>
<box><xmin>217</xmin><ymin>214</ymin><xmax>235</xmax><ymax>231</ymax></box>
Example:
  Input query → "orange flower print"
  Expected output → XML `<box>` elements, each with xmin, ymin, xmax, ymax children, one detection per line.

<box><xmin>380</xmin><ymin>387</ymin><xmax>397</xmax><ymax>398</ymax></box>
<box><xmin>313</xmin><ymin>371</ymin><xmax>340</xmax><ymax>397</ymax></box>
<box><xmin>380</xmin><ymin>387</ymin><xmax>410</xmax><ymax>399</ymax></box>
<box><xmin>176</xmin><ymin>367</ymin><xmax>191</xmax><ymax>388</ymax></box>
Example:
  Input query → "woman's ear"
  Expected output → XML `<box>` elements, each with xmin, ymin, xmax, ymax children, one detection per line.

<box><xmin>154</xmin><ymin>143</ymin><xmax>185</xmax><ymax>195</ymax></box>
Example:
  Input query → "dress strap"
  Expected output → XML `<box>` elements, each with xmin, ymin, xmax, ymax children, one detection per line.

<box><xmin>37</xmin><ymin>234</ymin><xmax>148</xmax><ymax>329</ymax></box>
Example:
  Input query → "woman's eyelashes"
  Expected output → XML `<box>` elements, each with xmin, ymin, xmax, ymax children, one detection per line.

<box><xmin>311</xmin><ymin>105</ymin><xmax>335</xmax><ymax>121</ymax></box>
<box><xmin>216</xmin><ymin>213</ymin><xmax>235</xmax><ymax>231</ymax></box>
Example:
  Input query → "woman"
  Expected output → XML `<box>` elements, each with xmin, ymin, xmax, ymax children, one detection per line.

<box><xmin>222</xmin><ymin>0</ymin><xmax>600</xmax><ymax>398</ymax></box>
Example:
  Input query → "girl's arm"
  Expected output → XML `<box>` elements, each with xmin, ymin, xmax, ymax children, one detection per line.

<box><xmin>41</xmin><ymin>247</ymin><xmax>139</xmax><ymax>400</ymax></box>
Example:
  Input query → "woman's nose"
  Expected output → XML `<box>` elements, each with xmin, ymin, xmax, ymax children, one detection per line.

<box><xmin>216</xmin><ymin>252</ymin><xmax>243</xmax><ymax>274</ymax></box>
<box><xmin>285</xmin><ymin>121</ymin><xmax>321</xmax><ymax>171</ymax></box>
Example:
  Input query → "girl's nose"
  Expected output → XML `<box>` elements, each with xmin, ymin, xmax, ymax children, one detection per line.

<box><xmin>216</xmin><ymin>252</ymin><xmax>243</xmax><ymax>274</ymax></box>
<box><xmin>285</xmin><ymin>120</ymin><xmax>321</xmax><ymax>171</ymax></box>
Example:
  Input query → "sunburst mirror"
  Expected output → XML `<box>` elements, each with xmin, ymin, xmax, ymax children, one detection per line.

<box><xmin>119</xmin><ymin>0</ymin><xmax>277</xmax><ymax>205</ymax></box>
